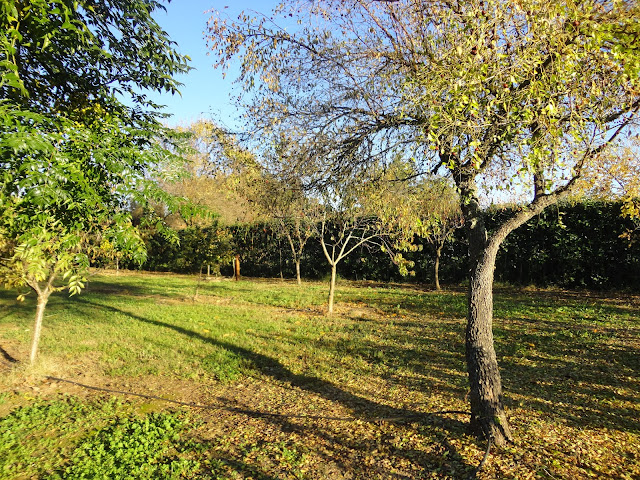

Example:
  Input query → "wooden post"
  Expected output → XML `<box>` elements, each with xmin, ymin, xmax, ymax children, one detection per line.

<box><xmin>234</xmin><ymin>255</ymin><xmax>241</xmax><ymax>281</ymax></box>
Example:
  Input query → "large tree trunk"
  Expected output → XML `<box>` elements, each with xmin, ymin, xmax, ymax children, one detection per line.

<box><xmin>327</xmin><ymin>263</ymin><xmax>337</xmax><ymax>315</ymax></box>
<box><xmin>453</xmin><ymin>154</ymin><xmax>572</xmax><ymax>445</ymax></box>
<box><xmin>462</xmin><ymin>196</ymin><xmax>560</xmax><ymax>444</ymax></box>
<box><xmin>457</xmin><ymin>174</ymin><xmax>513</xmax><ymax>446</ymax></box>
<box><xmin>466</xmin><ymin>230</ymin><xmax>513</xmax><ymax>445</ymax></box>
<box><xmin>29</xmin><ymin>288</ymin><xmax>51</xmax><ymax>364</ymax></box>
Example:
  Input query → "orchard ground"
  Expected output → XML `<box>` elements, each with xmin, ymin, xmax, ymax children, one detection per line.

<box><xmin>0</xmin><ymin>270</ymin><xmax>638</xmax><ymax>479</ymax></box>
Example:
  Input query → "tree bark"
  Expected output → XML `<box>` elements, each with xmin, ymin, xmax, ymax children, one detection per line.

<box><xmin>466</xmin><ymin>227</ymin><xmax>513</xmax><ymax>445</ymax></box>
<box><xmin>29</xmin><ymin>288</ymin><xmax>51</xmax><ymax>364</ymax></box>
<box><xmin>434</xmin><ymin>244</ymin><xmax>442</xmax><ymax>291</ymax></box>
<box><xmin>286</xmin><ymin>233</ymin><xmax>303</xmax><ymax>285</ymax></box>
<box><xmin>461</xmin><ymin>189</ymin><xmax>564</xmax><ymax>444</ymax></box>
<box><xmin>327</xmin><ymin>263</ymin><xmax>337</xmax><ymax>315</ymax></box>
<box><xmin>456</xmin><ymin>172</ymin><xmax>514</xmax><ymax>446</ymax></box>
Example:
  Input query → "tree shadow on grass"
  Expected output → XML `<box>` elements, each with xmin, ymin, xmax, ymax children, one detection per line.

<box><xmin>497</xmin><ymin>334</ymin><xmax>640</xmax><ymax>433</ymax></box>
<box><xmin>490</xmin><ymin>290</ymin><xmax>640</xmax><ymax>430</ymax></box>
<box><xmin>75</xmin><ymin>297</ymin><xmax>478</xmax><ymax>478</ymax></box>
<box><xmin>267</xmin><ymin>328</ymin><xmax>469</xmax><ymax>402</ymax></box>
<box><xmin>341</xmin><ymin>284</ymin><xmax>640</xmax><ymax>435</ymax></box>
<box><xmin>84</xmin><ymin>279</ymin><xmax>178</xmax><ymax>299</ymax></box>
<box><xmin>0</xmin><ymin>345</ymin><xmax>18</xmax><ymax>364</ymax></box>
<box><xmin>203</xmin><ymin>457</ymin><xmax>282</xmax><ymax>480</ymax></box>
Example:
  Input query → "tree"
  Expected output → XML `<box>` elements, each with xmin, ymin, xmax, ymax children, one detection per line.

<box><xmin>315</xmin><ymin>163</ymin><xmax>418</xmax><ymax>314</ymax></box>
<box><xmin>318</xmin><ymin>191</ymin><xmax>382</xmax><ymax>315</ymax></box>
<box><xmin>256</xmin><ymin>173</ymin><xmax>319</xmax><ymax>284</ymax></box>
<box><xmin>162</xmin><ymin>120</ymin><xmax>258</xmax><ymax>226</ymax></box>
<box><xmin>582</xmin><ymin>138</ymin><xmax>640</xmax><ymax>213</ymax></box>
<box><xmin>415</xmin><ymin>178</ymin><xmax>463</xmax><ymax>291</ymax></box>
<box><xmin>177</xmin><ymin>224</ymin><xmax>234</xmax><ymax>275</ymax></box>
<box><xmin>208</xmin><ymin>0</ymin><xmax>640</xmax><ymax>444</ymax></box>
<box><xmin>244</xmin><ymin>138</ymin><xmax>323</xmax><ymax>285</ymax></box>
<box><xmin>1</xmin><ymin>0</ymin><xmax>190</xmax><ymax>363</ymax></box>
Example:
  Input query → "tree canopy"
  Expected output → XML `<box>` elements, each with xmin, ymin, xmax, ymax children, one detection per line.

<box><xmin>0</xmin><ymin>0</ymin><xmax>190</xmax><ymax>362</ymax></box>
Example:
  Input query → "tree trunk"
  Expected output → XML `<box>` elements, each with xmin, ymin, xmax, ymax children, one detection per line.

<box><xmin>466</xmin><ymin>243</ymin><xmax>513</xmax><ymax>445</ymax></box>
<box><xmin>29</xmin><ymin>289</ymin><xmax>51</xmax><ymax>364</ymax></box>
<box><xmin>295</xmin><ymin>259</ymin><xmax>301</xmax><ymax>285</ymax></box>
<box><xmin>463</xmin><ymin>198</ymin><xmax>561</xmax><ymax>444</ymax></box>
<box><xmin>463</xmin><ymin>201</ymin><xmax>513</xmax><ymax>445</ymax></box>
<box><xmin>455</xmin><ymin>171</ymin><xmax>513</xmax><ymax>446</ymax></box>
<box><xmin>327</xmin><ymin>263</ymin><xmax>337</xmax><ymax>315</ymax></box>
<box><xmin>434</xmin><ymin>245</ymin><xmax>442</xmax><ymax>291</ymax></box>
<box><xmin>454</xmin><ymin>161</ymin><xmax>569</xmax><ymax>445</ymax></box>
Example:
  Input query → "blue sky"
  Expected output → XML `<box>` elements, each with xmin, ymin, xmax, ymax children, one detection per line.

<box><xmin>148</xmin><ymin>0</ymin><xmax>279</xmax><ymax>128</ymax></box>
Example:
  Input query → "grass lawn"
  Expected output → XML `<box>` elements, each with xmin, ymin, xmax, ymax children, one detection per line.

<box><xmin>0</xmin><ymin>270</ymin><xmax>638</xmax><ymax>479</ymax></box>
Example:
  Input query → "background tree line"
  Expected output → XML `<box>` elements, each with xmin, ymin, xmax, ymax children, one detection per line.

<box><xmin>108</xmin><ymin>199</ymin><xmax>640</xmax><ymax>291</ymax></box>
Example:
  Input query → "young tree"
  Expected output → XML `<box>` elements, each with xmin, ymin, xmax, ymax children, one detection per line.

<box><xmin>242</xmin><ymin>139</ymin><xmax>323</xmax><ymax>284</ymax></box>
<box><xmin>316</xmin><ymin>164</ymin><xmax>418</xmax><ymax>314</ymax></box>
<box><xmin>1</xmin><ymin>0</ymin><xmax>190</xmax><ymax>363</ymax></box>
<box><xmin>415</xmin><ymin>178</ymin><xmax>463</xmax><ymax>291</ymax></box>
<box><xmin>208</xmin><ymin>0</ymin><xmax>640</xmax><ymax>443</ymax></box>
<box><xmin>318</xmin><ymin>194</ymin><xmax>382</xmax><ymax>315</ymax></box>
<box><xmin>255</xmin><ymin>173</ymin><xmax>319</xmax><ymax>284</ymax></box>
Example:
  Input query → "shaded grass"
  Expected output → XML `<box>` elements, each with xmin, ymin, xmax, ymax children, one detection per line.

<box><xmin>0</xmin><ymin>271</ymin><xmax>638</xmax><ymax>479</ymax></box>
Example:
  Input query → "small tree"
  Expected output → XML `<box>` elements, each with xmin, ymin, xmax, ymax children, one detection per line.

<box><xmin>245</xmin><ymin>138</ymin><xmax>322</xmax><ymax>284</ymax></box>
<box><xmin>415</xmin><ymin>178</ymin><xmax>463</xmax><ymax>291</ymax></box>
<box><xmin>1</xmin><ymin>0</ymin><xmax>190</xmax><ymax>363</ymax></box>
<box><xmin>259</xmin><ymin>174</ymin><xmax>320</xmax><ymax>284</ymax></box>
<box><xmin>316</xmin><ymin>164</ymin><xmax>418</xmax><ymax>314</ymax></box>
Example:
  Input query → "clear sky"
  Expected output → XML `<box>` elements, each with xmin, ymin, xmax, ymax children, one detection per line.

<box><xmin>148</xmin><ymin>0</ymin><xmax>278</xmax><ymax>129</ymax></box>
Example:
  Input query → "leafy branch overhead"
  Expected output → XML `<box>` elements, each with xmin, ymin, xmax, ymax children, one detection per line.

<box><xmin>208</xmin><ymin>0</ymin><xmax>640</xmax><ymax>198</ymax></box>
<box><xmin>0</xmin><ymin>0</ymin><xmax>191</xmax><ymax>362</ymax></box>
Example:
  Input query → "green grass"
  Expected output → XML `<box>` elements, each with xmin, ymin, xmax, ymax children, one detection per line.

<box><xmin>0</xmin><ymin>397</ymin><xmax>199</xmax><ymax>479</ymax></box>
<box><xmin>0</xmin><ymin>271</ymin><xmax>639</xmax><ymax>479</ymax></box>
<box><xmin>0</xmin><ymin>396</ymin><xmax>123</xmax><ymax>478</ymax></box>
